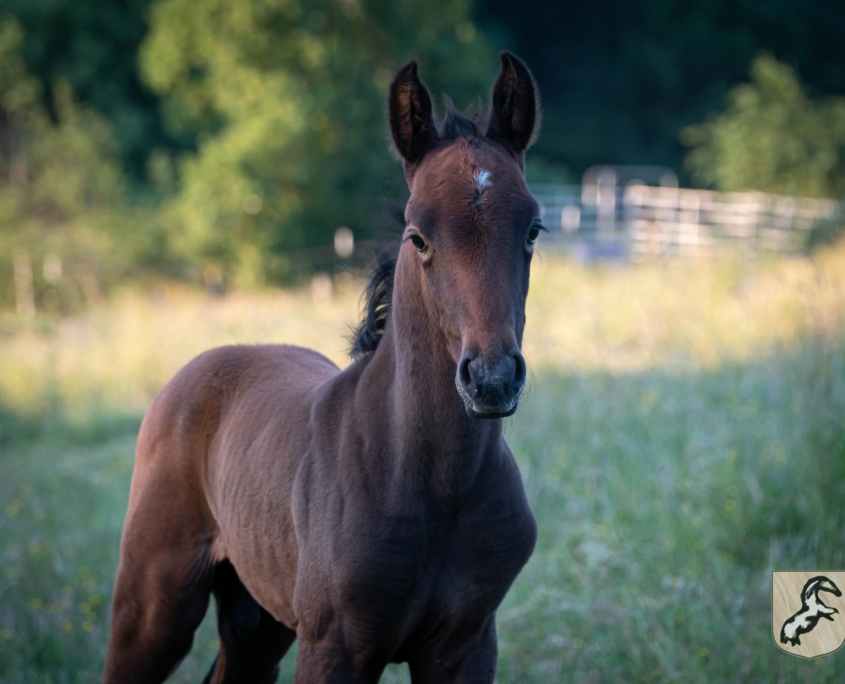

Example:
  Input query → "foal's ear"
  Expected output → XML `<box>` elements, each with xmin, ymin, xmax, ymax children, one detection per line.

<box><xmin>486</xmin><ymin>51</ymin><xmax>540</xmax><ymax>155</ymax></box>
<box><xmin>389</xmin><ymin>61</ymin><xmax>439</xmax><ymax>165</ymax></box>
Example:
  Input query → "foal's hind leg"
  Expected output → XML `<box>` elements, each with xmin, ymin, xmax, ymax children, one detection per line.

<box><xmin>103</xmin><ymin>506</ymin><xmax>214</xmax><ymax>683</ymax></box>
<box><xmin>104</xmin><ymin>418</ymin><xmax>217</xmax><ymax>684</ymax></box>
<box><xmin>202</xmin><ymin>560</ymin><xmax>296</xmax><ymax>684</ymax></box>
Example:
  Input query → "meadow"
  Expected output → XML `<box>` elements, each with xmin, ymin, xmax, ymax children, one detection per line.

<box><xmin>1</xmin><ymin>243</ymin><xmax>845</xmax><ymax>683</ymax></box>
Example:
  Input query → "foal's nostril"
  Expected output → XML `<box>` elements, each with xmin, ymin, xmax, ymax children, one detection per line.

<box><xmin>458</xmin><ymin>353</ymin><xmax>477</xmax><ymax>396</ymax></box>
<box><xmin>512</xmin><ymin>350</ymin><xmax>527</xmax><ymax>389</ymax></box>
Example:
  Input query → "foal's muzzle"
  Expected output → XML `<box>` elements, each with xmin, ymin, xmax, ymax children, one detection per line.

<box><xmin>456</xmin><ymin>348</ymin><xmax>527</xmax><ymax>419</ymax></box>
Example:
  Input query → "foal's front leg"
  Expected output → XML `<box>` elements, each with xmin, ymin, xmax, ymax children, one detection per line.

<box><xmin>293</xmin><ymin>631</ymin><xmax>389</xmax><ymax>684</ymax></box>
<box><xmin>408</xmin><ymin>617</ymin><xmax>498</xmax><ymax>684</ymax></box>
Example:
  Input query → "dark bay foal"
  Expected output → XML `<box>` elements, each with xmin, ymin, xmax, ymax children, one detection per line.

<box><xmin>104</xmin><ymin>52</ymin><xmax>542</xmax><ymax>684</ymax></box>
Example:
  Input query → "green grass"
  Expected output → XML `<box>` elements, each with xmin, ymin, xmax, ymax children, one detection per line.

<box><xmin>500</xmin><ymin>341</ymin><xmax>845</xmax><ymax>683</ymax></box>
<box><xmin>2</xmin><ymin>248</ymin><xmax>845</xmax><ymax>682</ymax></box>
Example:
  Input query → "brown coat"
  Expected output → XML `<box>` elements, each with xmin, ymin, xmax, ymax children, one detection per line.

<box><xmin>105</xmin><ymin>52</ymin><xmax>541</xmax><ymax>684</ymax></box>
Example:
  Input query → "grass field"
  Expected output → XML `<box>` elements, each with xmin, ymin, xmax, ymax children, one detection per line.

<box><xmin>1</xmin><ymin>244</ymin><xmax>845</xmax><ymax>682</ymax></box>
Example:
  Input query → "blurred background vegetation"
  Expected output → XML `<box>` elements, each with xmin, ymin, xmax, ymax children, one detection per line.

<box><xmin>2</xmin><ymin>0</ymin><xmax>845</xmax><ymax>306</ymax></box>
<box><xmin>2</xmin><ymin>251</ymin><xmax>845</xmax><ymax>683</ymax></box>
<box><xmin>3</xmin><ymin>1</ymin><xmax>845</xmax><ymax>682</ymax></box>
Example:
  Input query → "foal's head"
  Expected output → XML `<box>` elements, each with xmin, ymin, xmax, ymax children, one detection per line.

<box><xmin>389</xmin><ymin>52</ymin><xmax>541</xmax><ymax>419</ymax></box>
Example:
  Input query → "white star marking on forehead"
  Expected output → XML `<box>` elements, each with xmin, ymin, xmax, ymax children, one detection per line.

<box><xmin>475</xmin><ymin>169</ymin><xmax>492</xmax><ymax>190</ymax></box>
<box><xmin>473</xmin><ymin>169</ymin><xmax>492</xmax><ymax>203</ymax></box>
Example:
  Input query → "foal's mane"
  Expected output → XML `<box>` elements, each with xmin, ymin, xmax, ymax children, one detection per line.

<box><xmin>349</xmin><ymin>219</ymin><xmax>400</xmax><ymax>360</ymax></box>
<box><xmin>350</xmin><ymin>103</ymin><xmax>482</xmax><ymax>359</ymax></box>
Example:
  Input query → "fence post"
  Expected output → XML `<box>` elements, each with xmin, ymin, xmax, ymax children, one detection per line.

<box><xmin>13</xmin><ymin>249</ymin><xmax>35</xmax><ymax>320</ymax></box>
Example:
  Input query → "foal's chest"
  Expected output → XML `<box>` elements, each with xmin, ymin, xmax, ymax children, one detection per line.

<box><xmin>436</xmin><ymin>505</ymin><xmax>536</xmax><ymax>608</ymax></box>
<box><xmin>327</xmin><ymin>496</ymin><xmax>536</xmax><ymax>651</ymax></box>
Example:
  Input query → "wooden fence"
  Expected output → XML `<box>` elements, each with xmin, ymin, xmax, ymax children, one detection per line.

<box><xmin>531</xmin><ymin>182</ymin><xmax>842</xmax><ymax>261</ymax></box>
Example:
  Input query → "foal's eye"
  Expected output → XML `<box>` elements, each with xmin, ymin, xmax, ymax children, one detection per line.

<box><xmin>410</xmin><ymin>234</ymin><xmax>427</xmax><ymax>253</ymax></box>
<box><xmin>527</xmin><ymin>222</ymin><xmax>543</xmax><ymax>246</ymax></box>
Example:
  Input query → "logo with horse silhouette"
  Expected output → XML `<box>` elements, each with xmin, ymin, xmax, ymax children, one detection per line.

<box><xmin>773</xmin><ymin>572</ymin><xmax>845</xmax><ymax>658</ymax></box>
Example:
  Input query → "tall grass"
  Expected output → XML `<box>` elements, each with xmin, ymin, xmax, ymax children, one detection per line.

<box><xmin>1</xmin><ymin>244</ymin><xmax>844</xmax><ymax>682</ymax></box>
<box><xmin>501</xmin><ymin>338</ymin><xmax>845</xmax><ymax>683</ymax></box>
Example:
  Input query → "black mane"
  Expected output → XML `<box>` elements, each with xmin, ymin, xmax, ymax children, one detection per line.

<box><xmin>349</xmin><ymin>203</ymin><xmax>403</xmax><ymax>359</ymax></box>
<box><xmin>350</xmin><ymin>101</ymin><xmax>482</xmax><ymax>359</ymax></box>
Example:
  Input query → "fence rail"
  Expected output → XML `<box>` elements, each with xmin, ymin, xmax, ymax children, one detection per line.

<box><xmin>530</xmin><ymin>182</ymin><xmax>842</xmax><ymax>261</ymax></box>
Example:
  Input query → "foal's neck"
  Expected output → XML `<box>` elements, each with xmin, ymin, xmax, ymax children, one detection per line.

<box><xmin>362</xmin><ymin>259</ymin><xmax>502</xmax><ymax>505</ymax></box>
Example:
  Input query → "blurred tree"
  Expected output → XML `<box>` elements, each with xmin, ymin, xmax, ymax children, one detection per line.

<box><xmin>682</xmin><ymin>54</ymin><xmax>845</xmax><ymax>198</ymax></box>
<box><xmin>0</xmin><ymin>18</ymin><xmax>155</xmax><ymax>314</ymax></box>
<box><xmin>140</xmin><ymin>0</ymin><xmax>494</xmax><ymax>285</ymax></box>
<box><xmin>3</xmin><ymin>0</ymin><xmax>844</xmax><ymax>305</ymax></box>
<box><xmin>475</xmin><ymin>0</ymin><xmax>845</xmax><ymax>184</ymax></box>
<box><xmin>1</xmin><ymin>0</ymin><xmax>180</xmax><ymax>180</ymax></box>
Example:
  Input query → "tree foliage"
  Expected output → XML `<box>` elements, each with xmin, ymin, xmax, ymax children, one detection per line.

<box><xmin>682</xmin><ymin>54</ymin><xmax>845</xmax><ymax>198</ymax></box>
<box><xmin>1</xmin><ymin>0</ymin><xmax>174</xmax><ymax>178</ymax></box>
<box><xmin>475</xmin><ymin>0</ymin><xmax>845</xmax><ymax>184</ymax></box>
<box><xmin>2</xmin><ymin>0</ymin><xmax>845</xmax><ymax>311</ymax></box>
<box><xmin>0</xmin><ymin>18</ymin><xmax>149</xmax><ymax>313</ymax></box>
<box><xmin>140</xmin><ymin>0</ymin><xmax>494</xmax><ymax>285</ymax></box>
